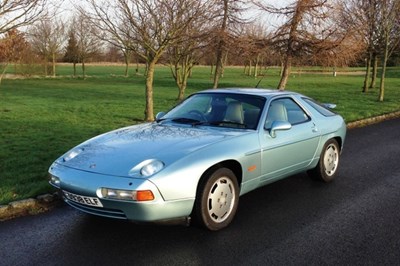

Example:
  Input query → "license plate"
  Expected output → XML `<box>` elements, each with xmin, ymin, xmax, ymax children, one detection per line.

<box><xmin>63</xmin><ymin>190</ymin><xmax>103</xmax><ymax>208</ymax></box>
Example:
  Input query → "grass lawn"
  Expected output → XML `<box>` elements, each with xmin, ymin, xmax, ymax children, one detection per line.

<box><xmin>1</xmin><ymin>64</ymin><xmax>399</xmax><ymax>204</ymax></box>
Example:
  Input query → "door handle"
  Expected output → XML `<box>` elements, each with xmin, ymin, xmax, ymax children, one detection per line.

<box><xmin>311</xmin><ymin>123</ymin><xmax>318</xmax><ymax>133</ymax></box>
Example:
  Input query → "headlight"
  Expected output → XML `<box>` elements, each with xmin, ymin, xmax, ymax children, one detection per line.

<box><xmin>129</xmin><ymin>159</ymin><xmax>165</xmax><ymax>177</ymax></box>
<box><xmin>63</xmin><ymin>148</ymin><xmax>84</xmax><ymax>162</ymax></box>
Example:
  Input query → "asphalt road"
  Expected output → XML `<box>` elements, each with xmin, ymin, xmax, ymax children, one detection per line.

<box><xmin>1</xmin><ymin>118</ymin><xmax>400</xmax><ymax>266</ymax></box>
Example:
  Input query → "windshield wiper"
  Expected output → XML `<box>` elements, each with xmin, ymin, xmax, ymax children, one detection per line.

<box><xmin>163</xmin><ymin>118</ymin><xmax>247</xmax><ymax>128</ymax></box>
<box><xmin>171</xmin><ymin>117</ymin><xmax>201</xmax><ymax>124</ymax></box>
<box><xmin>195</xmin><ymin>120</ymin><xmax>247</xmax><ymax>128</ymax></box>
<box><xmin>156</xmin><ymin>118</ymin><xmax>167</xmax><ymax>123</ymax></box>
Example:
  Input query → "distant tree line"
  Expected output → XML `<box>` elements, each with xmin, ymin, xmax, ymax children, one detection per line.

<box><xmin>1</xmin><ymin>0</ymin><xmax>399</xmax><ymax>118</ymax></box>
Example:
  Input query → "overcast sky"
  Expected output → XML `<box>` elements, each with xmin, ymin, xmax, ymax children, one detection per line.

<box><xmin>56</xmin><ymin>0</ymin><xmax>294</xmax><ymax>29</ymax></box>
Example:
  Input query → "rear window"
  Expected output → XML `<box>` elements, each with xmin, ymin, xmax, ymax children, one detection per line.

<box><xmin>303</xmin><ymin>98</ymin><xmax>336</xmax><ymax>117</ymax></box>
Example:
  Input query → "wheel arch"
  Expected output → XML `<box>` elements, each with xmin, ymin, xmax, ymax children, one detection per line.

<box><xmin>333</xmin><ymin>136</ymin><xmax>343</xmax><ymax>152</ymax></box>
<box><xmin>204</xmin><ymin>160</ymin><xmax>243</xmax><ymax>187</ymax></box>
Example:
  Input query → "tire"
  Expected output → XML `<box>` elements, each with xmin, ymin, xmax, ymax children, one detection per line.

<box><xmin>308</xmin><ymin>139</ymin><xmax>340</xmax><ymax>182</ymax></box>
<box><xmin>193</xmin><ymin>167</ymin><xmax>239</xmax><ymax>231</ymax></box>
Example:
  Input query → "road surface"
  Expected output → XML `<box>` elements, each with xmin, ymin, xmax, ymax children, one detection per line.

<box><xmin>1</xmin><ymin>118</ymin><xmax>400</xmax><ymax>265</ymax></box>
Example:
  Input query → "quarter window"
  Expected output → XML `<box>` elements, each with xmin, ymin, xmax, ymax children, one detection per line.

<box><xmin>302</xmin><ymin>98</ymin><xmax>336</xmax><ymax>117</ymax></box>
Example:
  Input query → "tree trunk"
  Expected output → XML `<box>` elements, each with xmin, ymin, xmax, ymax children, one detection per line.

<box><xmin>177</xmin><ymin>78</ymin><xmax>187</xmax><ymax>101</ymax></box>
<box><xmin>254</xmin><ymin>54</ymin><xmax>260</xmax><ymax>78</ymax></box>
<box><xmin>82</xmin><ymin>60</ymin><xmax>86</xmax><ymax>79</ymax></box>
<box><xmin>124</xmin><ymin>61</ymin><xmax>129</xmax><ymax>77</ymax></box>
<box><xmin>172</xmin><ymin>56</ymin><xmax>192</xmax><ymax>101</ymax></box>
<box><xmin>73</xmin><ymin>62</ymin><xmax>77</xmax><ymax>77</ymax></box>
<box><xmin>52</xmin><ymin>52</ymin><xmax>56</xmax><ymax>78</ymax></box>
<box><xmin>379</xmin><ymin>34</ymin><xmax>390</xmax><ymax>102</ymax></box>
<box><xmin>44</xmin><ymin>58</ymin><xmax>48</xmax><ymax>76</ymax></box>
<box><xmin>277</xmin><ymin>55</ymin><xmax>292</xmax><ymax>90</ymax></box>
<box><xmin>0</xmin><ymin>63</ymin><xmax>9</xmax><ymax>86</ymax></box>
<box><xmin>213</xmin><ymin>49</ymin><xmax>224</xmax><ymax>88</ymax></box>
<box><xmin>124</xmin><ymin>51</ymin><xmax>130</xmax><ymax>77</ymax></box>
<box><xmin>145</xmin><ymin>61</ymin><xmax>156</xmax><ymax>121</ymax></box>
<box><xmin>213</xmin><ymin>0</ymin><xmax>228</xmax><ymax>89</ymax></box>
<box><xmin>248</xmin><ymin>60</ymin><xmax>252</xmax><ymax>77</ymax></box>
<box><xmin>363</xmin><ymin>54</ymin><xmax>371</xmax><ymax>93</ymax></box>
<box><xmin>221</xmin><ymin>52</ymin><xmax>228</xmax><ymax>78</ymax></box>
<box><xmin>370</xmin><ymin>54</ymin><xmax>378</xmax><ymax>88</ymax></box>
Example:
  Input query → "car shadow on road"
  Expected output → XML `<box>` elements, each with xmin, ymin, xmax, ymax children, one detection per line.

<box><xmin>52</xmin><ymin>171</ymin><xmax>348</xmax><ymax>265</ymax></box>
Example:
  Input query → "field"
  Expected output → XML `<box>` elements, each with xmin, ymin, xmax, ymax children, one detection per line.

<box><xmin>1</xmin><ymin>64</ymin><xmax>399</xmax><ymax>204</ymax></box>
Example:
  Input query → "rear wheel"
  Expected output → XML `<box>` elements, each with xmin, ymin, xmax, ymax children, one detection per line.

<box><xmin>308</xmin><ymin>139</ymin><xmax>340</xmax><ymax>182</ymax></box>
<box><xmin>194</xmin><ymin>167</ymin><xmax>239</xmax><ymax>231</ymax></box>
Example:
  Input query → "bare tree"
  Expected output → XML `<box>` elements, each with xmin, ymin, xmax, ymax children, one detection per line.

<box><xmin>29</xmin><ymin>18</ymin><xmax>66</xmax><ymax>77</ymax></box>
<box><xmin>63</xmin><ymin>29</ymin><xmax>80</xmax><ymax>77</ymax></box>
<box><xmin>167</xmin><ymin>34</ymin><xmax>204</xmax><ymax>101</ymax></box>
<box><xmin>255</xmin><ymin>0</ymin><xmax>346</xmax><ymax>90</ymax></box>
<box><xmin>212</xmin><ymin>0</ymin><xmax>248</xmax><ymax>89</ymax></box>
<box><xmin>71</xmin><ymin>14</ymin><xmax>100</xmax><ymax>79</ymax></box>
<box><xmin>82</xmin><ymin>0</ymin><xmax>211</xmax><ymax>121</ymax></box>
<box><xmin>166</xmin><ymin>8</ymin><xmax>212</xmax><ymax>100</ymax></box>
<box><xmin>342</xmin><ymin>0</ymin><xmax>400</xmax><ymax>100</ymax></box>
<box><xmin>377</xmin><ymin>0</ymin><xmax>400</xmax><ymax>102</ymax></box>
<box><xmin>0</xmin><ymin>0</ymin><xmax>47</xmax><ymax>34</ymax></box>
<box><xmin>0</xmin><ymin>29</ymin><xmax>29</xmax><ymax>84</ymax></box>
<box><xmin>341</xmin><ymin>0</ymin><xmax>381</xmax><ymax>93</ymax></box>
<box><xmin>235</xmin><ymin>23</ymin><xmax>271</xmax><ymax>78</ymax></box>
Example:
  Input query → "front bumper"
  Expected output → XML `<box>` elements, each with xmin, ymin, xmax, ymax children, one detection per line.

<box><xmin>49</xmin><ymin>163</ymin><xmax>195</xmax><ymax>222</ymax></box>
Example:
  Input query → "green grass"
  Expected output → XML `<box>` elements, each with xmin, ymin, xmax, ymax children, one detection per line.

<box><xmin>1</xmin><ymin>64</ymin><xmax>399</xmax><ymax>204</ymax></box>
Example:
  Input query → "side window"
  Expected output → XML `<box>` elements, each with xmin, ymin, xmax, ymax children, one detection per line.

<box><xmin>265</xmin><ymin>98</ymin><xmax>309</xmax><ymax>128</ymax></box>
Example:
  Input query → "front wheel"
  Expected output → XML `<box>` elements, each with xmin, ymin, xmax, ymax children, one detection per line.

<box><xmin>308</xmin><ymin>139</ymin><xmax>340</xmax><ymax>182</ymax></box>
<box><xmin>193</xmin><ymin>167</ymin><xmax>239</xmax><ymax>231</ymax></box>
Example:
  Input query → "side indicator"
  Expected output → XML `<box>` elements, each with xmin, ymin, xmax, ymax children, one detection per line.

<box><xmin>136</xmin><ymin>190</ymin><xmax>155</xmax><ymax>201</ymax></box>
<box><xmin>247</xmin><ymin>165</ymin><xmax>257</xmax><ymax>172</ymax></box>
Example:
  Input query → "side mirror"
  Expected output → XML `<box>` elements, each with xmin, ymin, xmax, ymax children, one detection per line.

<box><xmin>155</xmin><ymin>112</ymin><xmax>166</xmax><ymax>121</ymax></box>
<box><xmin>269</xmin><ymin>121</ymin><xmax>292</xmax><ymax>138</ymax></box>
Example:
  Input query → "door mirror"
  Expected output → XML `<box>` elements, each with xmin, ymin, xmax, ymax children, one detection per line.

<box><xmin>155</xmin><ymin>112</ymin><xmax>166</xmax><ymax>121</ymax></box>
<box><xmin>269</xmin><ymin>121</ymin><xmax>291</xmax><ymax>138</ymax></box>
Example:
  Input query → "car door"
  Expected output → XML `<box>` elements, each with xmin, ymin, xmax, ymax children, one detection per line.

<box><xmin>259</xmin><ymin>97</ymin><xmax>321</xmax><ymax>184</ymax></box>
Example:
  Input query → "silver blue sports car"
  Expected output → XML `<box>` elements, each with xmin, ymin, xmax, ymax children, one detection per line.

<box><xmin>49</xmin><ymin>88</ymin><xmax>346</xmax><ymax>230</ymax></box>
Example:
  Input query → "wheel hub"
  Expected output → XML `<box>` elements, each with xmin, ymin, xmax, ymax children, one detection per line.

<box><xmin>207</xmin><ymin>177</ymin><xmax>235</xmax><ymax>223</ymax></box>
<box><xmin>324</xmin><ymin>144</ymin><xmax>338</xmax><ymax>176</ymax></box>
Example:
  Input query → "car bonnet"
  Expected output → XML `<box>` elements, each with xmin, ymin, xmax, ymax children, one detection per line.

<box><xmin>56</xmin><ymin>123</ymin><xmax>243</xmax><ymax>177</ymax></box>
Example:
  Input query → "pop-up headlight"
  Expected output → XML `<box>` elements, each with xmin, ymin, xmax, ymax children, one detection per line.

<box><xmin>63</xmin><ymin>148</ymin><xmax>84</xmax><ymax>162</ymax></box>
<box><xmin>140</xmin><ymin>160</ymin><xmax>164</xmax><ymax>176</ymax></box>
<box><xmin>129</xmin><ymin>159</ymin><xmax>165</xmax><ymax>177</ymax></box>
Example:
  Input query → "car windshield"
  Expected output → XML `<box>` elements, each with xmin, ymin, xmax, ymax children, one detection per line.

<box><xmin>160</xmin><ymin>93</ymin><xmax>266</xmax><ymax>129</ymax></box>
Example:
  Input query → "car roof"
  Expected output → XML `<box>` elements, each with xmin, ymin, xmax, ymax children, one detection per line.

<box><xmin>199</xmin><ymin>88</ymin><xmax>302</xmax><ymax>99</ymax></box>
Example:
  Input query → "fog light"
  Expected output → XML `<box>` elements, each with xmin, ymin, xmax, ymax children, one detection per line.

<box><xmin>49</xmin><ymin>175</ymin><xmax>60</xmax><ymax>188</ymax></box>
